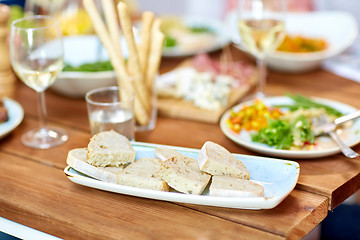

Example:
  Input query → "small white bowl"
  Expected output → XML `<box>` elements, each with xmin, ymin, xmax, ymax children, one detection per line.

<box><xmin>51</xmin><ymin>35</ymin><xmax>117</xmax><ymax>98</ymax></box>
<box><xmin>267</xmin><ymin>11</ymin><xmax>358</xmax><ymax>73</ymax></box>
<box><xmin>228</xmin><ymin>11</ymin><xmax>358</xmax><ymax>73</ymax></box>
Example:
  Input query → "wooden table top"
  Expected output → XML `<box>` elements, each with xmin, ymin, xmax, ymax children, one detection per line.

<box><xmin>0</xmin><ymin>46</ymin><xmax>359</xmax><ymax>240</ymax></box>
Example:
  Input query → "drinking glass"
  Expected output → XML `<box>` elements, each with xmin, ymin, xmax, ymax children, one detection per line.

<box><xmin>237</xmin><ymin>0</ymin><xmax>286</xmax><ymax>99</ymax></box>
<box><xmin>10</xmin><ymin>15</ymin><xmax>68</xmax><ymax>149</ymax></box>
<box><xmin>85</xmin><ymin>86</ymin><xmax>135</xmax><ymax>141</ymax></box>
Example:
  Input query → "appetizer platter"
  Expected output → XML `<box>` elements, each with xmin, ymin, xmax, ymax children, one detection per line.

<box><xmin>220</xmin><ymin>95</ymin><xmax>360</xmax><ymax>159</ymax></box>
<box><xmin>160</xmin><ymin>16</ymin><xmax>231</xmax><ymax>57</ymax></box>
<box><xmin>156</xmin><ymin>53</ymin><xmax>257</xmax><ymax>123</ymax></box>
<box><xmin>64</xmin><ymin>130</ymin><xmax>299</xmax><ymax>210</ymax></box>
<box><xmin>0</xmin><ymin>98</ymin><xmax>24</xmax><ymax>139</ymax></box>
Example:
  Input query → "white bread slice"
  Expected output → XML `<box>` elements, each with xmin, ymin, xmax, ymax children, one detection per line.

<box><xmin>159</xmin><ymin>156</ymin><xmax>211</xmax><ymax>195</ymax></box>
<box><xmin>198</xmin><ymin>141</ymin><xmax>250</xmax><ymax>179</ymax></box>
<box><xmin>155</xmin><ymin>147</ymin><xmax>187</xmax><ymax>161</ymax></box>
<box><xmin>117</xmin><ymin>158</ymin><xmax>169</xmax><ymax>191</ymax></box>
<box><xmin>66</xmin><ymin>148</ymin><xmax>124</xmax><ymax>183</ymax></box>
<box><xmin>87</xmin><ymin>130</ymin><xmax>135</xmax><ymax>167</ymax></box>
<box><xmin>209</xmin><ymin>176</ymin><xmax>264</xmax><ymax>198</ymax></box>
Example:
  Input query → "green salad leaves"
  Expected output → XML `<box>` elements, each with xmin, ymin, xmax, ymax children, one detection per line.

<box><xmin>63</xmin><ymin>60</ymin><xmax>114</xmax><ymax>72</ymax></box>
<box><xmin>251</xmin><ymin>114</ymin><xmax>315</xmax><ymax>150</ymax></box>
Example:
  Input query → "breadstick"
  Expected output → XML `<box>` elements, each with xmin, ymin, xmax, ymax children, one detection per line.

<box><xmin>138</xmin><ymin>11</ymin><xmax>154</xmax><ymax>75</ymax></box>
<box><xmin>83</xmin><ymin>0</ymin><xmax>149</xmax><ymax>125</ymax></box>
<box><xmin>117</xmin><ymin>2</ymin><xmax>151</xmax><ymax>115</ymax></box>
<box><xmin>102</xmin><ymin>0</ymin><xmax>124</xmax><ymax>61</ymax></box>
<box><xmin>146</xmin><ymin>18</ymin><xmax>165</xmax><ymax>91</ymax></box>
<box><xmin>101</xmin><ymin>0</ymin><xmax>150</xmax><ymax>125</ymax></box>
<box><xmin>82</xmin><ymin>0</ymin><xmax>128</xmax><ymax>91</ymax></box>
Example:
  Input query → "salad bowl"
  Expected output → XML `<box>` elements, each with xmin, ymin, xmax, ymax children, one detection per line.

<box><xmin>51</xmin><ymin>35</ymin><xmax>117</xmax><ymax>98</ymax></box>
<box><xmin>227</xmin><ymin>10</ymin><xmax>358</xmax><ymax>73</ymax></box>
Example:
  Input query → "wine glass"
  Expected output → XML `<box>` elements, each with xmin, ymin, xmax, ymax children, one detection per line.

<box><xmin>10</xmin><ymin>15</ymin><xmax>68</xmax><ymax>149</ymax></box>
<box><xmin>237</xmin><ymin>0</ymin><xmax>286</xmax><ymax>99</ymax></box>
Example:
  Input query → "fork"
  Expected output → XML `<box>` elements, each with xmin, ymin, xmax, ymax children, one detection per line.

<box><xmin>312</xmin><ymin>114</ymin><xmax>360</xmax><ymax>158</ymax></box>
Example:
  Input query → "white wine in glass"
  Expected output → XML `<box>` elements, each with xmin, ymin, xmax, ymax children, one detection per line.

<box><xmin>237</xmin><ymin>0</ymin><xmax>286</xmax><ymax>99</ymax></box>
<box><xmin>10</xmin><ymin>15</ymin><xmax>68</xmax><ymax>149</ymax></box>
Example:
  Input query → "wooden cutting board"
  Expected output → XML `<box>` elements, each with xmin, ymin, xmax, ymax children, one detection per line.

<box><xmin>157</xmin><ymin>60</ymin><xmax>257</xmax><ymax>124</ymax></box>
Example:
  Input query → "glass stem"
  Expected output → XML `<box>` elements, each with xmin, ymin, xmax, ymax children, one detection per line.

<box><xmin>37</xmin><ymin>91</ymin><xmax>48</xmax><ymax>131</ymax></box>
<box><xmin>256</xmin><ymin>57</ymin><xmax>267</xmax><ymax>99</ymax></box>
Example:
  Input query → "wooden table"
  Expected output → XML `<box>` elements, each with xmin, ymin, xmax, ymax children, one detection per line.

<box><xmin>0</xmin><ymin>47</ymin><xmax>359</xmax><ymax>239</ymax></box>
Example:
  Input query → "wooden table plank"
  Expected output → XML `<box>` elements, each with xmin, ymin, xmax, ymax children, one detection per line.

<box><xmin>0</xmin><ymin>117</ymin><xmax>90</xmax><ymax>169</ymax></box>
<box><xmin>296</xmin><ymin>157</ymin><xmax>360</xmax><ymax>209</ymax></box>
<box><xmin>180</xmin><ymin>189</ymin><xmax>328</xmax><ymax>239</ymax></box>
<box><xmin>0</xmin><ymin>152</ymin><xmax>289</xmax><ymax>240</ymax></box>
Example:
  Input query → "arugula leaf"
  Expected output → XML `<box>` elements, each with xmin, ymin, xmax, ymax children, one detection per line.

<box><xmin>251</xmin><ymin>115</ymin><xmax>314</xmax><ymax>150</ymax></box>
<box><xmin>251</xmin><ymin>119</ymin><xmax>294</xmax><ymax>150</ymax></box>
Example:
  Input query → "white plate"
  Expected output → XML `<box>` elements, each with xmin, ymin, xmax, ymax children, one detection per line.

<box><xmin>64</xmin><ymin>142</ymin><xmax>299</xmax><ymax>209</ymax></box>
<box><xmin>220</xmin><ymin>96</ymin><xmax>360</xmax><ymax>159</ymax></box>
<box><xmin>162</xmin><ymin>16</ymin><xmax>231</xmax><ymax>57</ymax></box>
<box><xmin>226</xmin><ymin>10</ymin><xmax>358</xmax><ymax>72</ymax></box>
<box><xmin>0</xmin><ymin>98</ymin><xmax>24</xmax><ymax>139</ymax></box>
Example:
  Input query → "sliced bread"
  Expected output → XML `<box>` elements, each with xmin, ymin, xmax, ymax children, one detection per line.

<box><xmin>155</xmin><ymin>147</ymin><xmax>187</xmax><ymax>161</ymax></box>
<box><xmin>209</xmin><ymin>176</ymin><xmax>264</xmax><ymax>198</ymax></box>
<box><xmin>66</xmin><ymin>148</ymin><xmax>124</xmax><ymax>183</ymax></box>
<box><xmin>159</xmin><ymin>156</ymin><xmax>211</xmax><ymax>195</ymax></box>
<box><xmin>117</xmin><ymin>158</ymin><xmax>169</xmax><ymax>191</ymax></box>
<box><xmin>87</xmin><ymin>130</ymin><xmax>135</xmax><ymax>167</ymax></box>
<box><xmin>198</xmin><ymin>141</ymin><xmax>250</xmax><ymax>179</ymax></box>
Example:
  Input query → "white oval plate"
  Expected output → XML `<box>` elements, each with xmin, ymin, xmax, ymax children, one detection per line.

<box><xmin>220</xmin><ymin>96</ymin><xmax>360</xmax><ymax>159</ymax></box>
<box><xmin>64</xmin><ymin>142</ymin><xmax>299</xmax><ymax>210</ymax></box>
<box><xmin>0</xmin><ymin>98</ymin><xmax>24</xmax><ymax>139</ymax></box>
<box><xmin>162</xmin><ymin>16</ymin><xmax>231</xmax><ymax>57</ymax></box>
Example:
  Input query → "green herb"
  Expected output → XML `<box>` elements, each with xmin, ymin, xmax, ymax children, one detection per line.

<box><xmin>291</xmin><ymin>115</ymin><xmax>314</xmax><ymax>146</ymax></box>
<box><xmin>251</xmin><ymin>118</ymin><xmax>293</xmax><ymax>149</ymax></box>
<box><xmin>189</xmin><ymin>26</ymin><xmax>213</xmax><ymax>33</ymax></box>
<box><xmin>275</xmin><ymin>93</ymin><xmax>343</xmax><ymax>117</ymax></box>
<box><xmin>163</xmin><ymin>35</ymin><xmax>177</xmax><ymax>47</ymax></box>
<box><xmin>63</xmin><ymin>60</ymin><xmax>113</xmax><ymax>72</ymax></box>
<box><xmin>251</xmin><ymin>115</ymin><xmax>314</xmax><ymax>150</ymax></box>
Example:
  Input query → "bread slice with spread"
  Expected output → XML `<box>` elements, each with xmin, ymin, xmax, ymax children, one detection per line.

<box><xmin>159</xmin><ymin>155</ymin><xmax>211</xmax><ymax>195</ymax></box>
<box><xmin>198</xmin><ymin>141</ymin><xmax>250</xmax><ymax>179</ymax></box>
<box><xmin>117</xmin><ymin>158</ymin><xmax>169</xmax><ymax>191</ymax></box>
<box><xmin>66</xmin><ymin>148</ymin><xmax>124</xmax><ymax>183</ymax></box>
<box><xmin>209</xmin><ymin>176</ymin><xmax>264</xmax><ymax>197</ymax></box>
<box><xmin>87</xmin><ymin>130</ymin><xmax>135</xmax><ymax>167</ymax></box>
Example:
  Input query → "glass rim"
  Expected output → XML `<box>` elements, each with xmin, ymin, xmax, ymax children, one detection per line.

<box><xmin>85</xmin><ymin>86</ymin><xmax>135</xmax><ymax>106</ymax></box>
<box><xmin>11</xmin><ymin>15</ymin><xmax>60</xmax><ymax>30</ymax></box>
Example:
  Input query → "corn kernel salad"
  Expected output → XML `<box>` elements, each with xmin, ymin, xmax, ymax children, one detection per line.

<box><xmin>277</xmin><ymin>35</ymin><xmax>328</xmax><ymax>53</ymax></box>
<box><xmin>226</xmin><ymin>99</ymin><xmax>283</xmax><ymax>133</ymax></box>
